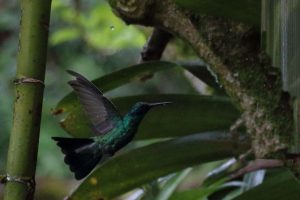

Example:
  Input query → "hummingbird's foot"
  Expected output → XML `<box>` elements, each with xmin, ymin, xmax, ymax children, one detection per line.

<box><xmin>0</xmin><ymin>174</ymin><xmax>35</xmax><ymax>193</ymax></box>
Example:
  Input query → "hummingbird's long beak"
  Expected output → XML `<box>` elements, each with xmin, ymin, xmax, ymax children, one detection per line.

<box><xmin>148</xmin><ymin>102</ymin><xmax>172</xmax><ymax>107</ymax></box>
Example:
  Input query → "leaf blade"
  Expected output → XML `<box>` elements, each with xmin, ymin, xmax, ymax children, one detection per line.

<box><xmin>55</xmin><ymin>61</ymin><xmax>179</xmax><ymax>111</ymax></box>
<box><xmin>68</xmin><ymin>133</ymin><xmax>250</xmax><ymax>200</ymax></box>
<box><xmin>57</xmin><ymin>94</ymin><xmax>240</xmax><ymax>139</ymax></box>
<box><xmin>233</xmin><ymin>169</ymin><xmax>300</xmax><ymax>200</ymax></box>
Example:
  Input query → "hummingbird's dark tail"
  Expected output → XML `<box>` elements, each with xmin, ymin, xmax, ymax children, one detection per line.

<box><xmin>52</xmin><ymin>137</ymin><xmax>102</xmax><ymax>180</ymax></box>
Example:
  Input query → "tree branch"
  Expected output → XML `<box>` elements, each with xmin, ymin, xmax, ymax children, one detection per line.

<box><xmin>140</xmin><ymin>28</ymin><xmax>173</xmax><ymax>62</ymax></box>
<box><xmin>230</xmin><ymin>159</ymin><xmax>284</xmax><ymax>179</ymax></box>
<box><xmin>108</xmin><ymin>0</ymin><xmax>293</xmax><ymax>158</ymax></box>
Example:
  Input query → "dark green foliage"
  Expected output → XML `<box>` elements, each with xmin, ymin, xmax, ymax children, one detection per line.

<box><xmin>174</xmin><ymin>0</ymin><xmax>261</xmax><ymax>27</ymax></box>
<box><xmin>69</xmin><ymin>133</ymin><xmax>250</xmax><ymax>199</ymax></box>
<box><xmin>233</xmin><ymin>170</ymin><xmax>300</xmax><ymax>200</ymax></box>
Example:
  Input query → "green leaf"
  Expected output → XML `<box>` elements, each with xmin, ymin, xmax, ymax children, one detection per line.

<box><xmin>55</xmin><ymin>61</ymin><xmax>178</xmax><ymax>111</ymax></box>
<box><xmin>54</xmin><ymin>61</ymin><xmax>238</xmax><ymax>139</ymax></box>
<box><xmin>169</xmin><ymin>181</ymin><xmax>243</xmax><ymax>200</ymax></box>
<box><xmin>169</xmin><ymin>189</ymin><xmax>205</xmax><ymax>200</ymax></box>
<box><xmin>182</xmin><ymin>64</ymin><xmax>224</xmax><ymax>94</ymax></box>
<box><xmin>56</xmin><ymin>94</ymin><xmax>240</xmax><ymax>139</ymax></box>
<box><xmin>68</xmin><ymin>133</ymin><xmax>250</xmax><ymax>200</ymax></box>
<box><xmin>55</xmin><ymin>61</ymin><xmax>221</xmax><ymax>113</ymax></box>
<box><xmin>173</xmin><ymin>0</ymin><xmax>261</xmax><ymax>27</ymax></box>
<box><xmin>203</xmin><ymin>158</ymin><xmax>246</xmax><ymax>186</ymax></box>
<box><xmin>233</xmin><ymin>169</ymin><xmax>300</xmax><ymax>200</ymax></box>
<box><xmin>169</xmin><ymin>188</ymin><xmax>216</xmax><ymax>200</ymax></box>
<box><xmin>154</xmin><ymin>168</ymin><xmax>192</xmax><ymax>200</ymax></box>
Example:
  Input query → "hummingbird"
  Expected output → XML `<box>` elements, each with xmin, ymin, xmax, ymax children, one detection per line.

<box><xmin>52</xmin><ymin>70</ymin><xmax>170</xmax><ymax>180</ymax></box>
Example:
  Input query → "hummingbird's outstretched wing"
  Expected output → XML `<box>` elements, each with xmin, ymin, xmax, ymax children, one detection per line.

<box><xmin>67</xmin><ymin>70</ymin><xmax>122</xmax><ymax>135</ymax></box>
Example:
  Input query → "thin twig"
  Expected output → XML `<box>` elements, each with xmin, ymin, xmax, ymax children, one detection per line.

<box><xmin>230</xmin><ymin>159</ymin><xmax>284</xmax><ymax>179</ymax></box>
<box><xmin>230</xmin><ymin>115</ymin><xmax>246</xmax><ymax>156</ymax></box>
<box><xmin>139</xmin><ymin>28</ymin><xmax>173</xmax><ymax>62</ymax></box>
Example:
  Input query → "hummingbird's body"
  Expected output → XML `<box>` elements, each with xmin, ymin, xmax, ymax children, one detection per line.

<box><xmin>53</xmin><ymin>70</ymin><xmax>169</xmax><ymax>180</ymax></box>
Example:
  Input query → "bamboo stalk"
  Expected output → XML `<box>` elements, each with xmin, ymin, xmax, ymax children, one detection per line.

<box><xmin>3</xmin><ymin>1</ymin><xmax>52</xmax><ymax>200</ymax></box>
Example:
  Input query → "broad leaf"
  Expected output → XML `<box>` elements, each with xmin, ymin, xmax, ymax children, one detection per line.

<box><xmin>55</xmin><ymin>61</ymin><xmax>221</xmax><ymax>112</ymax></box>
<box><xmin>154</xmin><ymin>168</ymin><xmax>192</xmax><ymax>200</ymax></box>
<box><xmin>54</xmin><ymin>61</ymin><xmax>230</xmax><ymax>138</ymax></box>
<box><xmin>169</xmin><ymin>186</ymin><xmax>220</xmax><ymax>200</ymax></box>
<box><xmin>67</xmin><ymin>133</ymin><xmax>250</xmax><ymax>200</ymax></box>
<box><xmin>233</xmin><ymin>169</ymin><xmax>300</xmax><ymax>200</ymax></box>
<box><xmin>55</xmin><ymin>61</ymin><xmax>178</xmax><ymax>111</ymax></box>
<box><xmin>56</xmin><ymin>94</ymin><xmax>240</xmax><ymax>139</ymax></box>
<box><xmin>183</xmin><ymin>64</ymin><xmax>223</xmax><ymax>93</ymax></box>
<box><xmin>169</xmin><ymin>189</ymin><xmax>211</xmax><ymax>200</ymax></box>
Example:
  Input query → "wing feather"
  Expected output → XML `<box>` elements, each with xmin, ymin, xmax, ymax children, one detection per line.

<box><xmin>67</xmin><ymin>70</ymin><xmax>122</xmax><ymax>135</ymax></box>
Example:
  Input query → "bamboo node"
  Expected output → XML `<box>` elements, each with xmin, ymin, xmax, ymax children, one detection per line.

<box><xmin>14</xmin><ymin>77</ymin><xmax>44</xmax><ymax>86</ymax></box>
<box><xmin>0</xmin><ymin>174</ymin><xmax>35</xmax><ymax>193</ymax></box>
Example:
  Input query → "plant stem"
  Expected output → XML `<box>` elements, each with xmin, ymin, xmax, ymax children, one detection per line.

<box><xmin>3</xmin><ymin>1</ymin><xmax>52</xmax><ymax>200</ymax></box>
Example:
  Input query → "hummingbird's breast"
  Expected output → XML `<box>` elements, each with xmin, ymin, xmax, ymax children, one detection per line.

<box><xmin>98</xmin><ymin>113</ymin><xmax>145</xmax><ymax>155</ymax></box>
<box><xmin>100</xmin><ymin>121</ymin><xmax>137</xmax><ymax>154</ymax></box>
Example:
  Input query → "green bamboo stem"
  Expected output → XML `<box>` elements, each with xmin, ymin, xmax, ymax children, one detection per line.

<box><xmin>3</xmin><ymin>1</ymin><xmax>52</xmax><ymax>200</ymax></box>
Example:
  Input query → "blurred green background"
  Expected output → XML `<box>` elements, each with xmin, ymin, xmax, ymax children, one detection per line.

<box><xmin>0</xmin><ymin>0</ymin><xmax>204</xmax><ymax>199</ymax></box>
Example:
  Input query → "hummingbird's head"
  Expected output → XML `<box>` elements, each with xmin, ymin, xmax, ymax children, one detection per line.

<box><xmin>130</xmin><ymin>101</ymin><xmax>171</xmax><ymax>116</ymax></box>
<box><xmin>124</xmin><ymin>101</ymin><xmax>171</xmax><ymax>129</ymax></box>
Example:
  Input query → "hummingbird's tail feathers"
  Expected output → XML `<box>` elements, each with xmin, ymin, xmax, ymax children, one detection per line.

<box><xmin>52</xmin><ymin>137</ymin><xmax>94</xmax><ymax>154</ymax></box>
<box><xmin>52</xmin><ymin>137</ymin><xmax>102</xmax><ymax>180</ymax></box>
<box><xmin>65</xmin><ymin>150</ymin><xmax>102</xmax><ymax>180</ymax></box>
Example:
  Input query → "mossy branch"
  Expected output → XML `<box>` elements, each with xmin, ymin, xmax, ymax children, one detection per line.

<box><xmin>108</xmin><ymin>0</ymin><xmax>293</xmax><ymax>158</ymax></box>
<box><xmin>3</xmin><ymin>1</ymin><xmax>52</xmax><ymax>200</ymax></box>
